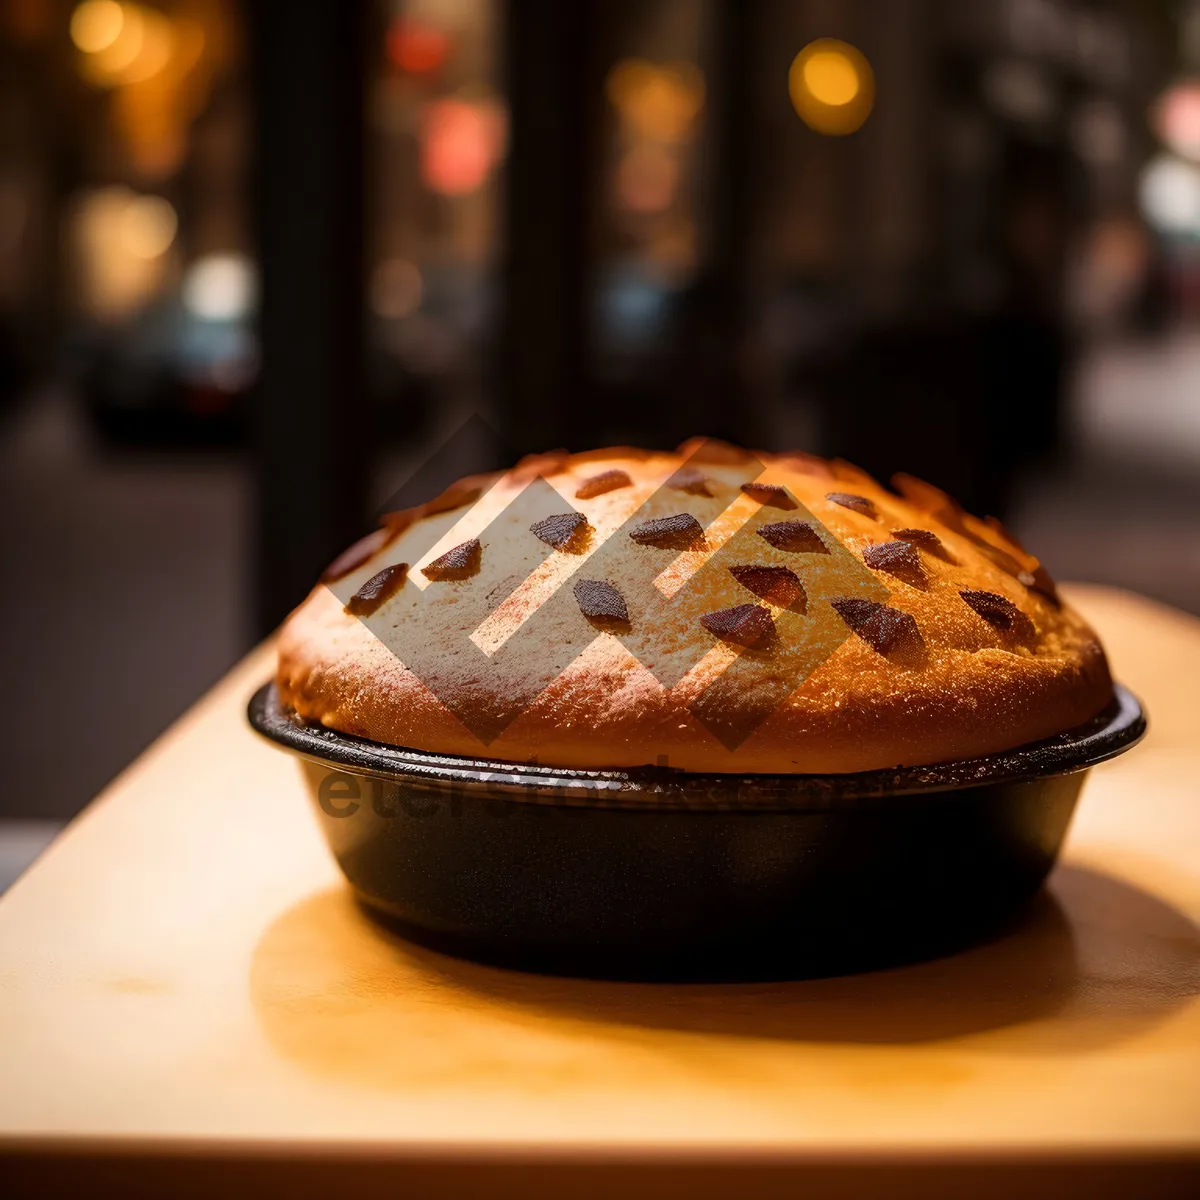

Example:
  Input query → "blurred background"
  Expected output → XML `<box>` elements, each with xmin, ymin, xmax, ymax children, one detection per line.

<box><xmin>1</xmin><ymin>0</ymin><xmax>1199</xmax><ymax>845</ymax></box>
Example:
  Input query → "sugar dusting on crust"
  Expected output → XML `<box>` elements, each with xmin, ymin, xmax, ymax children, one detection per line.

<box><xmin>285</xmin><ymin>442</ymin><xmax>1115</xmax><ymax>774</ymax></box>
<box><xmin>740</xmin><ymin>482</ymin><xmax>795</xmax><ymax>510</ymax></box>
<box><xmin>826</xmin><ymin>492</ymin><xmax>878</xmax><ymax>519</ymax></box>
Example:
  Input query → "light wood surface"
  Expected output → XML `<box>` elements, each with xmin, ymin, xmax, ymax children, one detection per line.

<box><xmin>1</xmin><ymin>584</ymin><xmax>1199</xmax><ymax>1197</ymax></box>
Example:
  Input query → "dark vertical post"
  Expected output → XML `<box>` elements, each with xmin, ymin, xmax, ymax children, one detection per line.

<box><xmin>498</xmin><ymin>0</ymin><xmax>604</xmax><ymax>454</ymax></box>
<box><xmin>707</xmin><ymin>0</ymin><xmax>755</xmax><ymax>311</ymax></box>
<box><xmin>249</xmin><ymin>1</ymin><xmax>369</xmax><ymax>636</ymax></box>
<box><xmin>690</xmin><ymin>0</ymin><xmax>761</xmax><ymax>443</ymax></box>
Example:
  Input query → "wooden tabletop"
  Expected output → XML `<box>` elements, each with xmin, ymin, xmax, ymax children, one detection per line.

<box><xmin>1</xmin><ymin>584</ymin><xmax>1199</xmax><ymax>1198</ymax></box>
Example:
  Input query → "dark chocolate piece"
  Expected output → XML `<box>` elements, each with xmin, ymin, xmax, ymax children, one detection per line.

<box><xmin>826</xmin><ymin>492</ymin><xmax>878</xmax><ymax>519</ymax></box>
<box><xmin>700</xmin><ymin>604</ymin><xmax>775</xmax><ymax>647</ymax></box>
<box><xmin>862</xmin><ymin>539</ymin><xmax>927</xmax><ymax>586</ymax></box>
<box><xmin>575</xmin><ymin>469</ymin><xmax>632</xmax><ymax>500</ymax></box>
<box><xmin>573</xmin><ymin>578</ymin><xmax>629</xmax><ymax>624</ymax></box>
<box><xmin>344</xmin><ymin>563</ymin><xmax>409</xmax><ymax>616</ymax></box>
<box><xmin>628</xmin><ymin>513</ymin><xmax>705</xmax><ymax>550</ymax></box>
<box><xmin>960</xmin><ymin>588</ymin><xmax>1019</xmax><ymax>626</ymax></box>
<box><xmin>893</xmin><ymin>472</ymin><xmax>1027</xmax><ymax>574</ymax></box>
<box><xmin>729</xmin><ymin>565</ymin><xmax>806</xmax><ymax>608</ymax></box>
<box><xmin>740</xmin><ymin>481</ymin><xmax>795</xmax><ymax>509</ymax></box>
<box><xmin>668</xmin><ymin>466</ymin><xmax>712</xmax><ymax>496</ymax></box>
<box><xmin>756</xmin><ymin>520</ymin><xmax>828</xmax><ymax>554</ymax></box>
<box><xmin>421</xmin><ymin>538</ymin><xmax>481</xmax><ymax>581</ymax></box>
<box><xmin>321</xmin><ymin>528</ymin><xmax>392</xmax><ymax>582</ymax></box>
<box><xmin>831</xmin><ymin>597</ymin><xmax>924</xmax><ymax>658</ymax></box>
<box><xmin>960</xmin><ymin>589</ymin><xmax>1034</xmax><ymax>638</ymax></box>
<box><xmin>530</xmin><ymin>512</ymin><xmax>589</xmax><ymax>551</ymax></box>
<box><xmin>891</xmin><ymin>527</ymin><xmax>948</xmax><ymax>556</ymax></box>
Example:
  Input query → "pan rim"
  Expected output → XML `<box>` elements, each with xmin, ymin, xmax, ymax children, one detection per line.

<box><xmin>246</xmin><ymin>681</ymin><xmax>1145</xmax><ymax>811</ymax></box>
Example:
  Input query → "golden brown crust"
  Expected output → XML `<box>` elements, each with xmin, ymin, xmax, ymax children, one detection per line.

<box><xmin>277</xmin><ymin>442</ymin><xmax>1113</xmax><ymax>775</ymax></box>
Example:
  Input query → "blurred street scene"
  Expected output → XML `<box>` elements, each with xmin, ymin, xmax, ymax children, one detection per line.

<box><xmin>2</xmin><ymin>0</ymin><xmax>1200</xmax><ymax>828</ymax></box>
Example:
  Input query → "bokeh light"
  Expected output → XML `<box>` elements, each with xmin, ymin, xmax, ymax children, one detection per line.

<box><xmin>1139</xmin><ymin>154</ymin><xmax>1200</xmax><ymax>236</ymax></box>
<box><xmin>70</xmin><ymin>186</ymin><xmax>173</xmax><ymax>318</ymax></box>
<box><xmin>615</xmin><ymin>144</ymin><xmax>680</xmax><ymax>214</ymax></box>
<box><xmin>69</xmin><ymin>0</ymin><xmax>124</xmax><ymax>54</ymax></box>
<box><xmin>803</xmin><ymin>50</ymin><xmax>860</xmax><ymax>107</ymax></box>
<box><xmin>788</xmin><ymin>39</ymin><xmax>874</xmax><ymax>136</ymax></box>
<box><xmin>72</xmin><ymin>2</ymin><xmax>176</xmax><ymax>88</ymax></box>
<box><xmin>606</xmin><ymin>59</ymin><xmax>704</xmax><ymax>143</ymax></box>
<box><xmin>1155</xmin><ymin>80</ymin><xmax>1200</xmax><ymax>164</ymax></box>
<box><xmin>386</xmin><ymin>17</ymin><xmax>450</xmax><ymax>75</ymax></box>
<box><xmin>118</xmin><ymin>193</ymin><xmax>177</xmax><ymax>258</ymax></box>
<box><xmin>419</xmin><ymin>98</ymin><xmax>505</xmax><ymax>197</ymax></box>
<box><xmin>115</xmin><ymin>8</ymin><xmax>173</xmax><ymax>84</ymax></box>
<box><xmin>182</xmin><ymin>254</ymin><xmax>258</xmax><ymax>322</ymax></box>
<box><xmin>84</xmin><ymin>2</ymin><xmax>144</xmax><ymax>78</ymax></box>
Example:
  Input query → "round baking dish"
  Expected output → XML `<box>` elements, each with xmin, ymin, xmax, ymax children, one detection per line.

<box><xmin>248</xmin><ymin>681</ymin><xmax>1144</xmax><ymax>980</ymax></box>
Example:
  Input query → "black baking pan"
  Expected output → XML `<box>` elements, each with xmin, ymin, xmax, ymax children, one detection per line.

<box><xmin>248</xmin><ymin>681</ymin><xmax>1145</xmax><ymax>981</ymax></box>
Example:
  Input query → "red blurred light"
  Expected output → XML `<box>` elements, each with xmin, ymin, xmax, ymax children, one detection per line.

<box><xmin>420</xmin><ymin>99</ymin><xmax>503</xmax><ymax>196</ymax></box>
<box><xmin>1156</xmin><ymin>81</ymin><xmax>1200</xmax><ymax>163</ymax></box>
<box><xmin>386</xmin><ymin>18</ymin><xmax>449</xmax><ymax>75</ymax></box>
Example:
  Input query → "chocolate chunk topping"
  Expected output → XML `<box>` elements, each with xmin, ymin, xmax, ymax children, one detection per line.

<box><xmin>421</xmin><ymin>538</ymin><xmax>481</xmax><ymax>580</ymax></box>
<box><xmin>826</xmin><ymin>492</ymin><xmax>878</xmax><ymax>519</ymax></box>
<box><xmin>573</xmin><ymin>578</ymin><xmax>629</xmax><ymax>624</ymax></box>
<box><xmin>668</xmin><ymin>466</ymin><xmax>712</xmax><ymax>496</ymax></box>
<box><xmin>891</xmin><ymin>527</ymin><xmax>946</xmax><ymax>554</ymax></box>
<box><xmin>575</xmin><ymin>469</ymin><xmax>632</xmax><ymax>500</ymax></box>
<box><xmin>530</xmin><ymin>512</ymin><xmax>589</xmax><ymax>551</ymax></box>
<box><xmin>960</xmin><ymin>589</ymin><xmax>1035</xmax><ymax>639</ymax></box>
<box><xmin>344</xmin><ymin>563</ymin><xmax>409</xmax><ymax>616</ymax></box>
<box><xmin>729</xmin><ymin>565</ymin><xmax>806</xmax><ymax>608</ymax></box>
<box><xmin>740</xmin><ymin>481</ymin><xmax>795</xmax><ymax>509</ymax></box>
<box><xmin>628</xmin><ymin>513</ymin><xmax>705</xmax><ymax>550</ymax></box>
<box><xmin>700</xmin><ymin>604</ymin><xmax>775</xmax><ymax>647</ymax></box>
<box><xmin>893</xmin><ymin>472</ymin><xmax>1028</xmax><ymax>574</ymax></box>
<box><xmin>960</xmin><ymin>589</ymin><xmax>1021</xmax><ymax>627</ymax></box>
<box><xmin>321</xmin><ymin>527</ymin><xmax>392</xmax><ymax>583</ymax></box>
<box><xmin>862</xmin><ymin>539</ymin><xmax>927</xmax><ymax>586</ymax></box>
<box><xmin>831</xmin><ymin>597</ymin><xmax>924</xmax><ymax>658</ymax></box>
<box><xmin>756</xmin><ymin>520</ymin><xmax>828</xmax><ymax>554</ymax></box>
